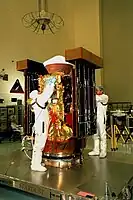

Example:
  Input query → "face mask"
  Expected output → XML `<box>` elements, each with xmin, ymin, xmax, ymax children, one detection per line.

<box><xmin>96</xmin><ymin>90</ymin><xmax>103</xmax><ymax>95</ymax></box>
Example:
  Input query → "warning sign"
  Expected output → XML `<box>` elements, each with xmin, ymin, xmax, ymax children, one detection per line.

<box><xmin>10</xmin><ymin>79</ymin><xmax>24</xmax><ymax>93</ymax></box>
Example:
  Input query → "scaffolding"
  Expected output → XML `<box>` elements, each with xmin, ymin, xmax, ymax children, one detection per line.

<box><xmin>107</xmin><ymin>109</ymin><xmax>133</xmax><ymax>151</ymax></box>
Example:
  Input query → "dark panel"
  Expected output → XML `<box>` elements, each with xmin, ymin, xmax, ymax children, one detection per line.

<box><xmin>62</xmin><ymin>75</ymin><xmax>72</xmax><ymax>114</ymax></box>
<box><xmin>67</xmin><ymin>59</ymin><xmax>96</xmax><ymax>136</ymax></box>
<box><xmin>89</xmin><ymin>68</ymin><xmax>97</xmax><ymax>134</ymax></box>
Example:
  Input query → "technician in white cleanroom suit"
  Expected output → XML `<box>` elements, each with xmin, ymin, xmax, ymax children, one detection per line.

<box><xmin>30</xmin><ymin>76</ymin><xmax>56</xmax><ymax>172</ymax></box>
<box><xmin>88</xmin><ymin>86</ymin><xmax>108</xmax><ymax>158</ymax></box>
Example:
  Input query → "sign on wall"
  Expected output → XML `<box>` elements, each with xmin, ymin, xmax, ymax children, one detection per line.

<box><xmin>10</xmin><ymin>79</ymin><xmax>24</xmax><ymax>94</ymax></box>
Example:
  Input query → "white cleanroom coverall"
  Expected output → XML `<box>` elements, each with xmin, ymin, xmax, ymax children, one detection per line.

<box><xmin>30</xmin><ymin>77</ymin><xmax>56</xmax><ymax>171</ymax></box>
<box><xmin>88</xmin><ymin>94</ymin><xmax>108</xmax><ymax>158</ymax></box>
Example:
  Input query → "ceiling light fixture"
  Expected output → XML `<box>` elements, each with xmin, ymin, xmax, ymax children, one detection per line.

<box><xmin>22</xmin><ymin>0</ymin><xmax>64</xmax><ymax>34</ymax></box>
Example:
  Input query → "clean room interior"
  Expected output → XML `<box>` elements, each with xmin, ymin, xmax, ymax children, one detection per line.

<box><xmin>0</xmin><ymin>0</ymin><xmax>133</xmax><ymax>199</ymax></box>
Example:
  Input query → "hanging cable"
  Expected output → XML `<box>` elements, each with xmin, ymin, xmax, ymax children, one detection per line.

<box><xmin>45</xmin><ymin>0</ymin><xmax>48</xmax><ymax>12</ymax></box>
<box><xmin>38</xmin><ymin>0</ymin><xmax>41</xmax><ymax>14</ymax></box>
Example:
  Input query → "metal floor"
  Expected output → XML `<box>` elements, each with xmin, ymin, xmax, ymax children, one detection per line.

<box><xmin>0</xmin><ymin>184</ymin><xmax>47</xmax><ymax>200</ymax></box>
<box><xmin>0</xmin><ymin>139</ymin><xmax>133</xmax><ymax>199</ymax></box>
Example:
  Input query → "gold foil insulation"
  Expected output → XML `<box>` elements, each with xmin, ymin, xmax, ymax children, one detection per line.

<box><xmin>39</xmin><ymin>72</ymin><xmax>73</xmax><ymax>141</ymax></box>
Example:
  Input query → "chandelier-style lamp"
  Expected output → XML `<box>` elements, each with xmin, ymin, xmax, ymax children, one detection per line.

<box><xmin>22</xmin><ymin>0</ymin><xmax>64</xmax><ymax>34</ymax></box>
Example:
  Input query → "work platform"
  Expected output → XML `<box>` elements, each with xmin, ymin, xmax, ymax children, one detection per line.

<box><xmin>0</xmin><ymin>140</ymin><xmax>133</xmax><ymax>199</ymax></box>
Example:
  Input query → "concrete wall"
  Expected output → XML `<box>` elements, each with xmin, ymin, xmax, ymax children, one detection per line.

<box><xmin>0</xmin><ymin>0</ymin><xmax>101</xmax><ymax>104</ymax></box>
<box><xmin>101</xmin><ymin>0</ymin><xmax>133</xmax><ymax>102</ymax></box>
<box><xmin>0</xmin><ymin>0</ymin><xmax>75</xmax><ymax>104</ymax></box>
<box><xmin>73</xmin><ymin>0</ymin><xmax>102</xmax><ymax>85</ymax></box>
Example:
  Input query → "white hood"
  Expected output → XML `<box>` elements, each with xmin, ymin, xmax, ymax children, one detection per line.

<box><xmin>43</xmin><ymin>55</ymin><xmax>74</xmax><ymax>67</ymax></box>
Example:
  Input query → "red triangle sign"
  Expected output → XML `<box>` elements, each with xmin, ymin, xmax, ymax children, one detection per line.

<box><xmin>10</xmin><ymin>79</ymin><xmax>24</xmax><ymax>94</ymax></box>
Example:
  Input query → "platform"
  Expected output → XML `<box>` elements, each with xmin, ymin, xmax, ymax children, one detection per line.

<box><xmin>0</xmin><ymin>140</ymin><xmax>133</xmax><ymax>199</ymax></box>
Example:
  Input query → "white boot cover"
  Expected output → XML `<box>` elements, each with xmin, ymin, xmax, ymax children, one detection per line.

<box><xmin>88</xmin><ymin>137</ymin><xmax>100</xmax><ymax>156</ymax></box>
<box><xmin>31</xmin><ymin>150</ymin><xmax>47</xmax><ymax>172</ymax></box>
